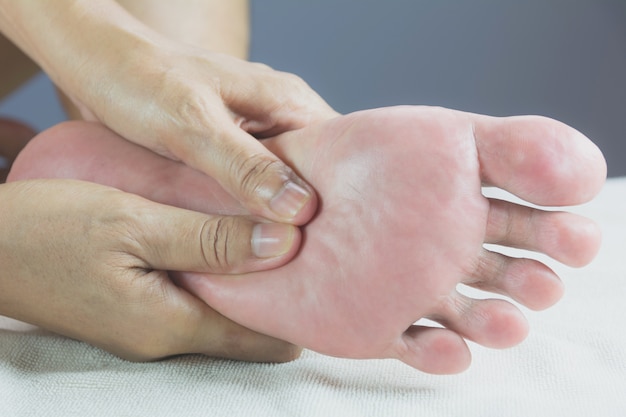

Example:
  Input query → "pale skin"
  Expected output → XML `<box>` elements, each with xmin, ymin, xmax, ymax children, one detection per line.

<box><xmin>9</xmin><ymin>106</ymin><xmax>606</xmax><ymax>374</ymax></box>
<box><xmin>0</xmin><ymin>0</ymin><xmax>327</xmax><ymax>361</ymax></box>
<box><xmin>0</xmin><ymin>0</ymin><xmax>255</xmax><ymax>176</ymax></box>
<box><xmin>0</xmin><ymin>0</ymin><xmax>337</xmax><ymax>224</ymax></box>
<box><xmin>0</xmin><ymin>178</ymin><xmax>305</xmax><ymax>362</ymax></box>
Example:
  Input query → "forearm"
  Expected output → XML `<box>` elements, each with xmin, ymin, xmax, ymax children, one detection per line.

<box><xmin>0</xmin><ymin>34</ymin><xmax>39</xmax><ymax>100</ymax></box>
<box><xmin>2</xmin><ymin>0</ymin><xmax>329</xmax><ymax>226</ymax></box>
<box><xmin>0</xmin><ymin>0</ymin><xmax>162</xmax><ymax>105</ymax></box>
<box><xmin>49</xmin><ymin>0</ymin><xmax>250</xmax><ymax>119</ymax></box>
<box><xmin>117</xmin><ymin>0</ymin><xmax>250</xmax><ymax>59</ymax></box>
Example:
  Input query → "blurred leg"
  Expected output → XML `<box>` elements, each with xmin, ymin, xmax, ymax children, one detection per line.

<box><xmin>0</xmin><ymin>33</ymin><xmax>40</xmax><ymax>101</ymax></box>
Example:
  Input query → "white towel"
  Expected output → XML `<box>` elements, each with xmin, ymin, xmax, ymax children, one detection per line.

<box><xmin>2</xmin><ymin>178</ymin><xmax>625</xmax><ymax>417</ymax></box>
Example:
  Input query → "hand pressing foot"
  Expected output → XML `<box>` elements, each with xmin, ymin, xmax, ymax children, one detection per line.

<box><xmin>10</xmin><ymin>106</ymin><xmax>606</xmax><ymax>374</ymax></box>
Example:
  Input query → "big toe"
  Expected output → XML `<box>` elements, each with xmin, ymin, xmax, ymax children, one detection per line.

<box><xmin>473</xmin><ymin>114</ymin><xmax>607</xmax><ymax>206</ymax></box>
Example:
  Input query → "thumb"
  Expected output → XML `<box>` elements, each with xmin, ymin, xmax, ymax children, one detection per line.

<box><xmin>169</xmin><ymin>112</ymin><xmax>318</xmax><ymax>226</ymax></box>
<box><xmin>134</xmin><ymin>201</ymin><xmax>301</xmax><ymax>274</ymax></box>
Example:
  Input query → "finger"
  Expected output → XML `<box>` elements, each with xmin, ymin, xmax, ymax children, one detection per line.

<box><xmin>167</xmin><ymin>108</ymin><xmax>318</xmax><ymax>226</ymax></box>
<box><xmin>393</xmin><ymin>326</ymin><xmax>471</xmax><ymax>374</ymax></box>
<box><xmin>464</xmin><ymin>248</ymin><xmax>564</xmax><ymax>311</ymax></box>
<box><xmin>193</xmin><ymin>310</ymin><xmax>303</xmax><ymax>363</ymax></box>
<box><xmin>485</xmin><ymin>198</ymin><xmax>602</xmax><ymax>267</ymax></box>
<box><xmin>471</xmin><ymin>113</ymin><xmax>606</xmax><ymax>206</ymax></box>
<box><xmin>428</xmin><ymin>292</ymin><xmax>529</xmax><ymax>349</ymax></box>
<box><xmin>167</xmin><ymin>275</ymin><xmax>303</xmax><ymax>363</ymax></box>
<box><xmin>227</xmin><ymin>66</ymin><xmax>340</xmax><ymax>137</ymax></box>
<box><xmin>132</xmin><ymin>198</ymin><xmax>301</xmax><ymax>274</ymax></box>
<box><xmin>112</xmin><ymin>270</ymin><xmax>302</xmax><ymax>363</ymax></box>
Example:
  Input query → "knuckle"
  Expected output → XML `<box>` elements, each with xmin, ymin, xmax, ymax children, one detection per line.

<box><xmin>169</xmin><ymin>97</ymin><xmax>218</xmax><ymax>154</ymax></box>
<box><xmin>233</xmin><ymin>154</ymin><xmax>284</xmax><ymax>201</ymax></box>
<box><xmin>277</xmin><ymin>71</ymin><xmax>308</xmax><ymax>89</ymax></box>
<box><xmin>175</xmin><ymin>92</ymin><xmax>217</xmax><ymax>127</ymax></box>
<box><xmin>259</xmin><ymin>71</ymin><xmax>308</xmax><ymax>103</ymax></box>
<box><xmin>101</xmin><ymin>202</ymin><xmax>152</xmax><ymax>257</ymax></box>
<box><xmin>274</xmin><ymin>72</ymin><xmax>312</xmax><ymax>104</ymax></box>
<box><xmin>155</xmin><ymin>74</ymin><xmax>223</xmax><ymax>161</ymax></box>
<box><xmin>250</xmin><ymin>61</ymin><xmax>274</xmax><ymax>73</ymax></box>
<box><xmin>267</xmin><ymin>72</ymin><xmax>331</xmax><ymax>124</ymax></box>
<box><xmin>200</xmin><ymin>216</ymin><xmax>246</xmax><ymax>271</ymax></box>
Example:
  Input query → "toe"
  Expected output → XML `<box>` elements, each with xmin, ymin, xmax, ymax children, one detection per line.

<box><xmin>472</xmin><ymin>114</ymin><xmax>606</xmax><ymax>206</ymax></box>
<box><xmin>485</xmin><ymin>198</ymin><xmax>602</xmax><ymax>267</ymax></box>
<box><xmin>393</xmin><ymin>326</ymin><xmax>471</xmax><ymax>374</ymax></box>
<box><xmin>464</xmin><ymin>248</ymin><xmax>564</xmax><ymax>311</ymax></box>
<box><xmin>428</xmin><ymin>292</ymin><xmax>529</xmax><ymax>349</ymax></box>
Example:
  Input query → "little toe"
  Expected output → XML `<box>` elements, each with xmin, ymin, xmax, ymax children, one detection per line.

<box><xmin>465</xmin><ymin>248</ymin><xmax>564</xmax><ymax>311</ymax></box>
<box><xmin>393</xmin><ymin>326</ymin><xmax>471</xmax><ymax>374</ymax></box>
<box><xmin>485</xmin><ymin>198</ymin><xmax>602</xmax><ymax>267</ymax></box>
<box><xmin>472</xmin><ymin>114</ymin><xmax>606</xmax><ymax>206</ymax></box>
<box><xmin>428</xmin><ymin>292</ymin><xmax>529</xmax><ymax>349</ymax></box>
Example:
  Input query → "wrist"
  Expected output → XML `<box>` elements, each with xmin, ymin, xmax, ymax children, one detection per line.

<box><xmin>0</xmin><ymin>0</ymin><xmax>162</xmax><ymax>110</ymax></box>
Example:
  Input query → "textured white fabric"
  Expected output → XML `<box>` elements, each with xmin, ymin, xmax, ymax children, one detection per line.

<box><xmin>2</xmin><ymin>178</ymin><xmax>625</xmax><ymax>416</ymax></box>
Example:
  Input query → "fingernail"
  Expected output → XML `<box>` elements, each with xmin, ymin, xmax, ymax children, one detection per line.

<box><xmin>251</xmin><ymin>223</ymin><xmax>295</xmax><ymax>258</ymax></box>
<box><xmin>269</xmin><ymin>181</ymin><xmax>311</xmax><ymax>220</ymax></box>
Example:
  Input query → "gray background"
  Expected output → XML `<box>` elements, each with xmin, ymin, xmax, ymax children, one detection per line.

<box><xmin>1</xmin><ymin>0</ymin><xmax>625</xmax><ymax>176</ymax></box>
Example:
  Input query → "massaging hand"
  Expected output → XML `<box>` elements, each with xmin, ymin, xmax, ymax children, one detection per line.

<box><xmin>0</xmin><ymin>179</ymin><xmax>300</xmax><ymax>362</ymax></box>
<box><xmin>0</xmin><ymin>0</ymin><xmax>336</xmax><ymax>224</ymax></box>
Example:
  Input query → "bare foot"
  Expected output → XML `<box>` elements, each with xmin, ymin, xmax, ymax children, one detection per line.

<box><xmin>0</xmin><ymin>117</ymin><xmax>36</xmax><ymax>182</ymax></box>
<box><xmin>9</xmin><ymin>106</ymin><xmax>606</xmax><ymax>374</ymax></box>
